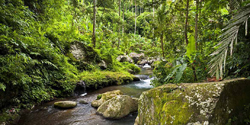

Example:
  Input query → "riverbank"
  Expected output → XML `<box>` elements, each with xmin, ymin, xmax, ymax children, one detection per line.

<box><xmin>16</xmin><ymin>71</ymin><xmax>153</xmax><ymax>125</ymax></box>
<box><xmin>79</xmin><ymin>71</ymin><xmax>139</xmax><ymax>89</ymax></box>
<box><xmin>0</xmin><ymin>70</ymin><xmax>138</xmax><ymax>125</ymax></box>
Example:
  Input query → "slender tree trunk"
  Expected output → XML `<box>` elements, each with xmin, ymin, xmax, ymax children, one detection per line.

<box><xmin>131</xmin><ymin>0</ymin><xmax>133</xmax><ymax>13</ymax></box>
<box><xmin>160</xmin><ymin>32</ymin><xmax>165</xmax><ymax>57</ymax></box>
<box><xmin>185</xmin><ymin>0</ymin><xmax>189</xmax><ymax>45</ymax></box>
<box><xmin>118</xmin><ymin>0</ymin><xmax>121</xmax><ymax>48</ymax></box>
<box><xmin>122</xmin><ymin>0</ymin><xmax>125</xmax><ymax>35</ymax></box>
<box><xmin>139</xmin><ymin>0</ymin><xmax>141</xmax><ymax>15</ymax></box>
<box><xmin>195</xmin><ymin>0</ymin><xmax>199</xmax><ymax>50</ymax></box>
<box><xmin>72</xmin><ymin>7</ymin><xmax>76</xmax><ymax>28</ymax></box>
<box><xmin>153</xmin><ymin>0</ymin><xmax>156</xmax><ymax>46</ymax></box>
<box><xmin>134</xmin><ymin>0</ymin><xmax>137</xmax><ymax>36</ymax></box>
<box><xmin>92</xmin><ymin>0</ymin><xmax>96</xmax><ymax>48</ymax></box>
<box><xmin>199</xmin><ymin>0</ymin><xmax>203</xmax><ymax>54</ymax></box>
<box><xmin>192</xmin><ymin>66</ymin><xmax>198</xmax><ymax>81</ymax></box>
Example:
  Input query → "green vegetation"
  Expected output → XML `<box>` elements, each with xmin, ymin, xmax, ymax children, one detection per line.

<box><xmin>79</xmin><ymin>71</ymin><xmax>135</xmax><ymax>89</ymax></box>
<box><xmin>1</xmin><ymin>0</ymin><xmax>250</xmax><ymax>124</ymax></box>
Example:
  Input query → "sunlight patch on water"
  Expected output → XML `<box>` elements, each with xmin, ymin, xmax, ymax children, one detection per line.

<box><xmin>125</xmin><ymin>78</ymin><xmax>154</xmax><ymax>89</ymax></box>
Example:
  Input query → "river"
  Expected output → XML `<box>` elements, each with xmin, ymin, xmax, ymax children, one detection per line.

<box><xmin>17</xmin><ymin>69</ymin><xmax>153</xmax><ymax>125</ymax></box>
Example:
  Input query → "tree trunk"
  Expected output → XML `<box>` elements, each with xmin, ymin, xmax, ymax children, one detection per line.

<box><xmin>122</xmin><ymin>0</ymin><xmax>125</xmax><ymax>35</ymax></box>
<box><xmin>139</xmin><ymin>0</ymin><xmax>141</xmax><ymax>15</ymax></box>
<box><xmin>153</xmin><ymin>0</ymin><xmax>156</xmax><ymax>46</ymax></box>
<box><xmin>160</xmin><ymin>32</ymin><xmax>165</xmax><ymax>57</ymax></box>
<box><xmin>199</xmin><ymin>0</ymin><xmax>203</xmax><ymax>53</ymax></box>
<box><xmin>192</xmin><ymin>66</ymin><xmax>198</xmax><ymax>81</ymax></box>
<box><xmin>72</xmin><ymin>7</ymin><xmax>76</xmax><ymax>28</ymax></box>
<box><xmin>195</xmin><ymin>0</ymin><xmax>199</xmax><ymax>50</ymax></box>
<box><xmin>134</xmin><ymin>0</ymin><xmax>137</xmax><ymax>36</ymax></box>
<box><xmin>118</xmin><ymin>0</ymin><xmax>121</xmax><ymax>48</ymax></box>
<box><xmin>92</xmin><ymin>0</ymin><xmax>97</xmax><ymax>48</ymax></box>
<box><xmin>185</xmin><ymin>0</ymin><xmax>189</xmax><ymax>45</ymax></box>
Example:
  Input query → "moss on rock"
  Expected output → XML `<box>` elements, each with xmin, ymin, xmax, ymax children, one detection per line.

<box><xmin>54</xmin><ymin>101</ymin><xmax>77</xmax><ymax>109</ymax></box>
<box><xmin>135</xmin><ymin>78</ymin><xmax>250</xmax><ymax>125</ymax></box>
<box><xmin>79</xmin><ymin>71</ymin><xmax>135</xmax><ymax>89</ymax></box>
<box><xmin>97</xmin><ymin>95</ymin><xmax>138</xmax><ymax>119</ymax></box>
<box><xmin>91</xmin><ymin>90</ymin><xmax>123</xmax><ymax>108</ymax></box>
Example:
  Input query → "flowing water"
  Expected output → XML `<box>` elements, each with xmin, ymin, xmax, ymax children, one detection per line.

<box><xmin>17</xmin><ymin>69</ymin><xmax>154</xmax><ymax>125</ymax></box>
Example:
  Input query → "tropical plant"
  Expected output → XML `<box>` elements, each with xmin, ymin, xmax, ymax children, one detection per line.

<box><xmin>209</xmin><ymin>3</ymin><xmax>250</xmax><ymax>79</ymax></box>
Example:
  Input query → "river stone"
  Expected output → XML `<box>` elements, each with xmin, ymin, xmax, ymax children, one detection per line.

<box><xmin>116</xmin><ymin>55</ymin><xmax>133</xmax><ymax>63</ymax></box>
<box><xmin>54</xmin><ymin>101</ymin><xmax>77</xmax><ymax>109</ymax></box>
<box><xmin>79</xmin><ymin>99</ymin><xmax>88</xmax><ymax>104</ymax></box>
<box><xmin>98</xmin><ymin>60</ymin><xmax>107</xmax><ymax>70</ymax></box>
<box><xmin>91</xmin><ymin>90</ymin><xmax>123</xmax><ymax>108</ymax></box>
<box><xmin>135</xmin><ymin>78</ymin><xmax>250</xmax><ymax>125</ymax></box>
<box><xmin>97</xmin><ymin>95</ymin><xmax>138</xmax><ymax>119</ymax></box>
<box><xmin>138</xmin><ymin>59</ymin><xmax>148</xmax><ymax>65</ymax></box>
<box><xmin>129</xmin><ymin>52</ymin><xmax>145</xmax><ymax>64</ymax></box>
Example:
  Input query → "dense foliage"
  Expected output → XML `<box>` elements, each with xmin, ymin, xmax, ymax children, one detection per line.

<box><xmin>1</xmin><ymin>0</ymin><xmax>250</xmax><ymax>123</ymax></box>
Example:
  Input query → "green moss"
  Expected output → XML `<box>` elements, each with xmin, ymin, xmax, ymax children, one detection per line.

<box><xmin>159</xmin><ymin>91</ymin><xmax>192</xmax><ymax>125</ymax></box>
<box><xmin>79</xmin><ymin>71</ymin><xmax>134</xmax><ymax>89</ymax></box>
<box><xmin>97</xmin><ymin>94</ymin><xmax>102</xmax><ymax>100</ymax></box>
<box><xmin>136</xmin><ymin>78</ymin><xmax>250</xmax><ymax>125</ymax></box>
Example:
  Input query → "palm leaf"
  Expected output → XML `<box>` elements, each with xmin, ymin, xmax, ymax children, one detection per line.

<box><xmin>209</xmin><ymin>3</ymin><xmax>250</xmax><ymax>79</ymax></box>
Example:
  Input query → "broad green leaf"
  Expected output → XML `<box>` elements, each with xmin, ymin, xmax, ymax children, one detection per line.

<box><xmin>220</xmin><ymin>8</ymin><xmax>229</xmax><ymax>16</ymax></box>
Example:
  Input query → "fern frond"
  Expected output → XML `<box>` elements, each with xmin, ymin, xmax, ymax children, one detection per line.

<box><xmin>209</xmin><ymin>4</ymin><xmax>250</xmax><ymax>79</ymax></box>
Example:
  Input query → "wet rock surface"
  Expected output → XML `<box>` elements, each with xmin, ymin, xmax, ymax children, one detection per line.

<box><xmin>97</xmin><ymin>95</ymin><xmax>138</xmax><ymax>119</ymax></box>
<box><xmin>79</xmin><ymin>99</ymin><xmax>88</xmax><ymax>104</ymax></box>
<box><xmin>91</xmin><ymin>90</ymin><xmax>123</xmax><ymax>108</ymax></box>
<box><xmin>129</xmin><ymin>52</ymin><xmax>145</xmax><ymax>64</ymax></box>
<box><xmin>54</xmin><ymin>101</ymin><xmax>77</xmax><ymax>109</ymax></box>
<box><xmin>135</xmin><ymin>78</ymin><xmax>250</xmax><ymax>125</ymax></box>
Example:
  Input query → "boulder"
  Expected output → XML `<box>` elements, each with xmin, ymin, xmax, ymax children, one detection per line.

<box><xmin>132</xmin><ymin>98</ymin><xmax>139</xmax><ymax>107</ymax></box>
<box><xmin>91</xmin><ymin>90</ymin><xmax>123</xmax><ymax>108</ymax></box>
<box><xmin>133</xmin><ymin>76</ymin><xmax>141</xmax><ymax>81</ymax></box>
<box><xmin>135</xmin><ymin>78</ymin><xmax>250</xmax><ymax>125</ymax></box>
<box><xmin>138</xmin><ymin>59</ymin><xmax>148</xmax><ymax>65</ymax></box>
<box><xmin>98</xmin><ymin>60</ymin><xmax>107</xmax><ymax>70</ymax></box>
<box><xmin>129</xmin><ymin>52</ymin><xmax>145</xmax><ymax>64</ymax></box>
<box><xmin>79</xmin><ymin>99</ymin><xmax>88</xmax><ymax>104</ymax></box>
<box><xmin>69</xmin><ymin>41</ymin><xmax>101</xmax><ymax>63</ymax></box>
<box><xmin>74</xmin><ymin>80</ymin><xmax>86</xmax><ymax>96</ymax></box>
<box><xmin>116</xmin><ymin>55</ymin><xmax>133</xmax><ymax>63</ymax></box>
<box><xmin>147</xmin><ymin>57</ymin><xmax>156</xmax><ymax>65</ymax></box>
<box><xmin>54</xmin><ymin>101</ymin><xmax>77</xmax><ymax>109</ymax></box>
<box><xmin>75</xmin><ymin>80</ymin><xmax>86</xmax><ymax>90</ymax></box>
<box><xmin>97</xmin><ymin>95</ymin><xmax>138</xmax><ymax>119</ymax></box>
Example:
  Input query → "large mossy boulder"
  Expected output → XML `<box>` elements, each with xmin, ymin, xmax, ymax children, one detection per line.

<box><xmin>54</xmin><ymin>101</ymin><xmax>77</xmax><ymax>109</ymax></box>
<box><xmin>97</xmin><ymin>95</ymin><xmax>138</xmax><ymax>119</ymax></box>
<box><xmin>116</xmin><ymin>55</ymin><xmax>133</xmax><ymax>63</ymax></box>
<box><xmin>129</xmin><ymin>52</ymin><xmax>145</xmax><ymax>64</ymax></box>
<box><xmin>91</xmin><ymin>90</ymin><xmax>123</xmax><ymax>108</ymax></box>
<box><xmin>135</xmin><ymin>78</ymin><xmax>250</xmax><ymax>125</ymax></box>
<box><xmin>69</xmin><ymin>41</ymin><xmax>101</xmax><ymax>63</ymax></box>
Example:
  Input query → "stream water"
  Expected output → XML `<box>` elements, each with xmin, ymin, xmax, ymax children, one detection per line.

<box><xmin>17</xmin><ymin>69</ymin><xmax>153</xmax><ymax>125</ymax></box>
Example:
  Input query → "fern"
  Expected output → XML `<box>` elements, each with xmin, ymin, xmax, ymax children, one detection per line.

<box><xmin>0</xmin><ymin>83</ymin><xmax>6</xmax><ymax>91</ymax></box>
<box><xmin>209</xmin><ymin>4</ymin><xmax>250</xmax><ymax>79</ymax></box>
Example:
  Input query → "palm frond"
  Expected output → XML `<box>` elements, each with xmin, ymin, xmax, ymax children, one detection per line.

<box><xmin>209</xmin><ymin>4</ymin><xmax>250</xmax><ymax>79</ymax></box>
